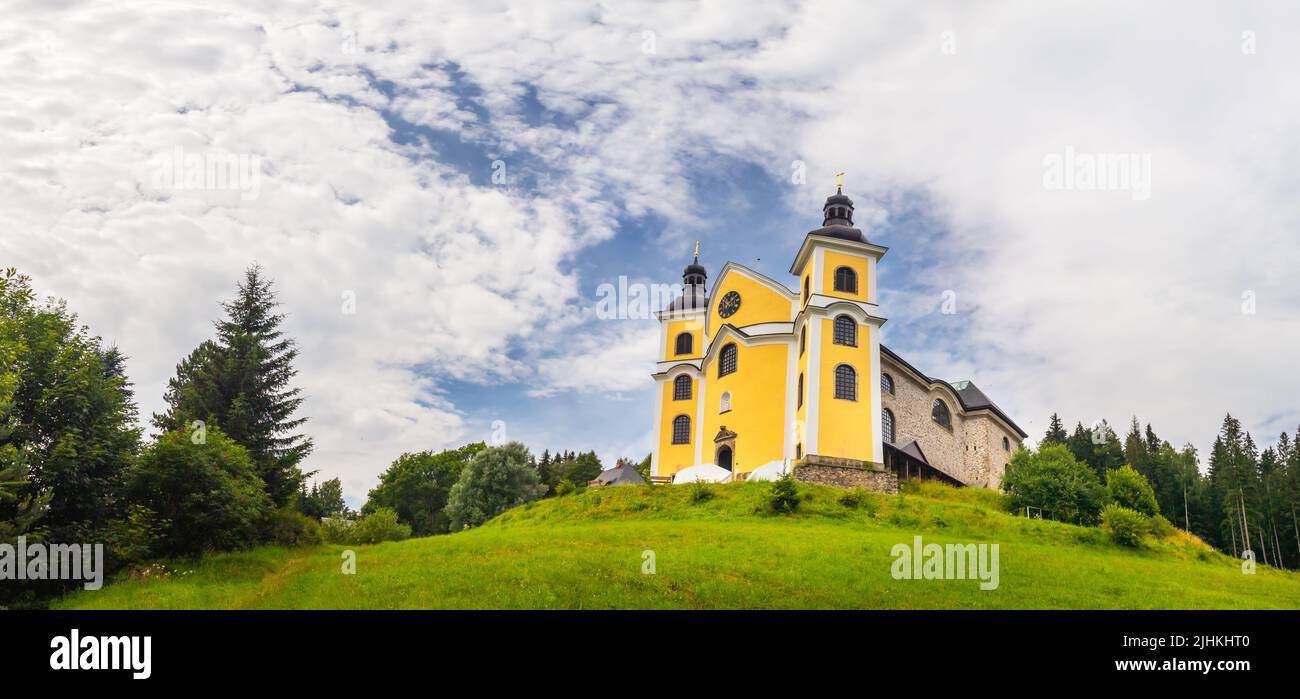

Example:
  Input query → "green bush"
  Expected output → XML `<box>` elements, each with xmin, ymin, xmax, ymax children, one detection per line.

<box><xmin>765</xmin><ymin>474</ymin><xmax>800</xmax><ymax>514</ymax></box>
<box><xmin>1105</xmin><ymin>465</ymin><xmax>1160</xmax><ymax>516</ymax></box>
<box><xmin>687</xmin><ymin>480</ymin><xmax>714</xmax><ymax>504</ymax></box>
<box><xmin>1147</xmin><ymin>513</ymin><xmax>1175</xmax><ymax>540</ymax></box>
<box><xmin>262</xmin><ymin>508</ymin><xmax>323</xmax><ymax>547</ymax></box>
<box><xmin>1101</xmin><ymin>504</ymin><xmax>1148</xmax><ymax>547</ymax></box>
<box><xmin>1002</xmin><ymin>444</ymin><xmax>1106</xmax><ymax>525</ymax></box>
<box><xmin>349</xmin><ymin>507</ymin><xmax>411</xmax><ymax>544</ymax></box>
<box><xmin>445</xmin><ymin>442</ymin><xmax>547</xmax><ymax>529</ymax></box>
<box><xmin>555</xmin><ymin>479</ymin><xmax>583</xmax><ymax>496</ymax></box>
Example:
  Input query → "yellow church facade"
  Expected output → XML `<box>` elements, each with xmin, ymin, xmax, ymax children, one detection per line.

<box><xmin>651</xmin><ymin>186</ymin><xmax>889</xmax><ymax>480</ymax></box>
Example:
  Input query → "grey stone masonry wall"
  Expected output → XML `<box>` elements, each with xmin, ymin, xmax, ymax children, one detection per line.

<box><xmin>795</xmin><ymin>455</ymin><xmax>898</xmax><ymax>494</ymax></box>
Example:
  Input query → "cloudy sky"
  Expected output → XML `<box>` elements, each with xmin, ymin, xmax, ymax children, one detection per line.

<box><xmin>3</xmin><ymin>0</ymin><xmax>1298</xmax><ymax>504</ymax></box>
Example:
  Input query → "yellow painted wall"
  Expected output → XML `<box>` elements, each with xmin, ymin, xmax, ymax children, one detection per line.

<box><xmin>821</xmin><ymin>251</ymin><xmax>870</xmax><ymax>303</ymax></box>
<box><xmin>706</xmin><ymin>272</ymin><xmax>792</xmax><ymax>344</ymax></box>
<box><xmin>701</xmin><ymin>341</ymin><xmax>787</xmax><ymax>473</ymax></box>
<box><xmin>656</xmin><ymin>377</ymin><xmax>697</xmax><ymax>476</ymax></box>
<box><xmin>663</xmin><ymin>318</ymin><xmax>703</xmax><ymax>360</ymax></box>
<box><xmin>795</xmin><ymin>327</ymin><xmax>808</xmax><ymax>458</ymax></box>
<box><xmin>815</xmin><ymin>318</ymin><xmax>874</xmax><ymax>461</ymax></box>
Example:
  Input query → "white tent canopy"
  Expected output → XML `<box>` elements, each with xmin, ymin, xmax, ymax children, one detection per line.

<box><xmin>672</xmin><ymin>463</ymin><xmax>732</xmax><ymax>483</ymax></box>
<box><xmin>745</xmin><ymin>459</ymin><xmax>792</xmax><ymax>482</ymax></box>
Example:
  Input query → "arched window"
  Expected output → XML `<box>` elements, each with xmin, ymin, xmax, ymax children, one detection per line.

<box><xmin>803</xmin><ymin>276</ymin><xmax>809</xmax><ymax>302</ymax></box>
<box><xmin>1002</xmin><ymin>436</ymin><xmax>1011</xmax><ymax>452</ymax></box>
<box><xmin>882</xmin><ymin>408</ymin><xmax>895</xmax><ymax>444</ymax></box>
<box><xmin>720</xmin><ymin>391</ymin><xmax>732</xmax><ymax>413</ymax></box>
<box><xmin>833</xmin><ymin>315</ymin><xmax>856</xmax><ymax>346</ymax></box>
<box><xmin>834</xmin><ymin>364</ymin><xmax>856</xmax><ymax>400</ymax></box>
<box><xmin>673</xmin><ymin>375</ymin><xmax>691</xmax><ymax>401</ymax></box>
<box><xmin>671</xmin><ymin>415</ymin><xmax>691</xmax><ymax>445</ymax></box>
<box><xmin>674</xmin><ymin>332</ymin><xmax>692</xmax><ymax>356</ymax></box>
<box><xmin>795</xmin><ymin>443</ymin><xmax>802</xmax><ymax>459</ymax></box>
<box><xmin>932</xmin><ymin>399</ymin><xmax>952</xmax><ymax>428</ymax></box>
<box><xmin>833</xmin><ymin>266</ymin><xmax>858</xmax><ymax>294</ymax></box>
<box><xmin>881</xmin><ymin>372</ymin><xmax>894</xmax><ymax>394</ymax></box>
<box><xmin>718</xmin><ymin>343</ymin><xmax>738</xmax><ymax>377</ymax></box>
<box><xmin>797</xmin><ymin>372</ymin><xmax>804</xmax><ymax>408</ymax></box>
<box><xmin>799</xmin><ymin>326</ymin><xmax>806</xmax><ymax>356</ymax></box>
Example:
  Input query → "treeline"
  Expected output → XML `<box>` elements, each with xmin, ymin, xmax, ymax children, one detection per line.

<box><xmin>1028</xmin><ymin>412</ymin><xmax>1300</xmax><ymax>569</ymax></box>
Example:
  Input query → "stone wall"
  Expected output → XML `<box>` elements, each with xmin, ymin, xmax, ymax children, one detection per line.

<box><xmin>880</xmin><ymin>355</ymin><xmax>1022</xmax><ymax>489</ymax></box>
<box><xmin>795</xmin><ymin>457</ymin><xmax>898</xmax><ymax>494</ymax></box>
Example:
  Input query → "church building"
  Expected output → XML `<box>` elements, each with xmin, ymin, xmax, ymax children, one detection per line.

<box><xmin>650</xmin><ymin>184</ymin><xmax>1027</xmax><ymax>490</ymax></box>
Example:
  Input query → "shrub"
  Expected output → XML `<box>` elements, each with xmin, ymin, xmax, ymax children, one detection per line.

<box><xmin>555</xmin><ymin>479</ymin><xmax>582</xmax><ymax>497</ymax></box>
<box><xmin>349</xmin><ymin>507</ymin><xmax>411</xmax><ymax>544</ymax></box>
<box><xmin>262</xmin><ymin>508</ymin><xmax>323</xmax><ymax>547</ymax></box>
<box><xmin>1147</xmin><ymin>513</ymin><xmax>1175</xmax><ymax>540</ymax></box>
<box><xmin>687</xmin><ymin>480</ymin><xmax>714</xmax><ymax>503</ymax></box>
<box><xmin>765</xmin><ymin>474</ymin><xmax>800</xmax><ymax>514</ymax></box>
<box><xmin>445</xmin><ymin>442</ymin><xmax>547</xmax><ymax>530</ymax></box>
<box><xmin>361</xmin><ymin>444</ymin><xmax>484</xmax><ymax>535</ymax></box>
<box><xmin>1101</xmin><ymin>504</ymin><xmax>1148</xmax><ymax>547</ymax></box>
<box><xmin>838</xmin><ymin>489</ymin><xmax>867</xmax><ymax>509</ymax></box>
<box><xmin>1105</xmin><ymin>465</ymin><xmax>1160</xmax><ymax>517</ymax></box>
<box><xmin>1002</xmin><ymin>444</ymin><xmax>1106</xmax><ymax>525</ymax></box>
<box><xmin>127</xmin><ymin>427</ymin><xmax>272</xmax><ymax>556</ymax></box>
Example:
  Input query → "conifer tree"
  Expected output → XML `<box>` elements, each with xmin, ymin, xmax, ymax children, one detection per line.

<box><xmin>154</xmin><ymin>265</ymin><xmax>312</xmax><ymax>506</ymax></box>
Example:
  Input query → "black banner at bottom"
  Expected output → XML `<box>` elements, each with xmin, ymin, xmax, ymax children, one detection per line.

<box><xmin>2</xmin><ymin>610</ymin><xmax>1292</xmax><ymax>686</ymax></box>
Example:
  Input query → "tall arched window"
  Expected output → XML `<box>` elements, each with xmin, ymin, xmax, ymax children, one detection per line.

<box><xmin>673</xmin><ymin>374</ymin><xmax>691</xmax><ymax>401</ymax></box>
<box><xmin>797</xmin><ymin>372</ymin><xmax>804</xmax><ymax>408</ymax></box>
<box><xmin>882</xmin><ymin>407</ymin><xmax>895</xmax><ymax>444</ymax></box>
<box><xmin>799</xmin><ymin>326</ymin><xmax>806</xmax><ymax>356</ymax></box>
<box><xmin>834</xmin><ymin>364</ymin><xmax>856</xmax><ymax>400</ymax></box>
<box><xmin>671</xmin><ymin>415</ymin><xmax>691</xmax><ymax>444</ymax></box>
<box><xmin>834</xmin><ymin>266</ymin><xmax>858</xmax><ymax>294</ymax></box>
<box><xmin>718</xmin><ymin>343</ymin><xmax>738</xmax><ymax>377</ymax></box>
<box><xmin>1002</xmin><ymin>436</ymin><xmax>1011</xmax><ymax>452</ymax></box>
<box><xmin>833</xmin><ymin>315</ymin><xmax>856</xmax><ymax>346</ymax></box>
<box><xmin>932</xmin><ymin>398</ymin><xmax>952</xmax><ymax>428</ymax></box>
<box><xmin>720</xmin><ymin>391</ymin><xmax>732</xmax><ymax>413</ymax></box>
<box><xmin>803</xmin><ymin>276</ymin><xmax>809</xmax><ymax>302</ymax></box>
<box><xmin>881</xmin><ymin>372</ymin><xmax>895</xmax><ymax>394</ymax></box>
<box><xmin>674</xmin><ymin>332</ymin><xmax>692</xmax><ymax>356</ymax></box>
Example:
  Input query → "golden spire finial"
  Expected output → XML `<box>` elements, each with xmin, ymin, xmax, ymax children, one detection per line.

<box><xmin>835</xmin><ymin>171</ymin><xmax>845</xmax><ymax>192</ymax></box>
<box><xmin>693</xmin><ymin>240</ymin><xmax>700</xmax><ymax>261</ymax></box>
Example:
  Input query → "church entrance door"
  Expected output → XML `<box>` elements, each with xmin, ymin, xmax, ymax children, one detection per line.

<box><xmin>716</xmin><ymin>445</ymin><xmax>733</xmax><ymax>471</ymax></box>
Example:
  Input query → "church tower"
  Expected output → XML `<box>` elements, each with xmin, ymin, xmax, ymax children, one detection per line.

<box><xmin>651</xmin><ymin>179</ymin><xmax>888</xmax><ymax>481</ymax></box>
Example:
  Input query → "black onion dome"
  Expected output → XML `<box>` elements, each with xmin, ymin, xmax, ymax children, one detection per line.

<box><xmin>667</xmin><ymin>284</ymin><xmax>707</xmax><ymax>312</ymax></box>
<box><xmin>810</xmin><ymin>186</ymin><xmax>867</xmax><ymax>243</ymax></box>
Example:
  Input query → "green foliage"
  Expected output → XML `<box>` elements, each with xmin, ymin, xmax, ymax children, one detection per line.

<box><xmin>537</xmin><ymin>449</ymin><xmax>602</xmax><ymax>495</ymax></box>
<box><xmin>1002</xmin><ymin>443</ymin><xmax>1106</xmax><ymax>525</ymax></box>
<box><xmin>262</xmin><ymin>507</ymin><xmax>323</xmax><ymax>547</ymax></box>
<box><xmin>765</xmin><ymin>474</ymin><xmax>800</xmax><ymax>514</ymax></box>
<box><xmin>1105</xmin><ymin>465</ymin><xmax>1160</xmax><ymax>516</ymax></box>
<box><xmin>348</xmin><ymin>507</ymin><xmax>411</xmax><ymax>544</ymax></box>
<box><xmin>555</xmin><ymin>479</ymin><xmax>582</xmax><ymax>497</ymax></box>
<box><xmin>362</xmin><ymin>443</ymin><xmax>484</xmax><ymax>535</ymax></box>
<box><xmin>127</xmin><ymin>427</ymin><xmax>272</xmax><ymax>556</ymax></box>
<box><xmin>445</xmin><ymin>442</ymin><xmax>546</xmax><ymax>530</ymax></box>
<box><xmin>298</xmin><ymin>478</ymin><xmax>348</xmax><ymax>520</ymax></box>
<box><xmin>1101</xmin><ymin>504</ymin><xmax>1149</xmax><ymax>547</ymax></box>
<box><xmin>153</xmin><ymin>265</ymin><xmax>311</xmax><ymax>506</ymax></box>
<box><xmin>0</xmin><ymin>268</ymin><xmax>140</xmax><ymax>543</ymax></box>
<box><xmin>1147</xmin><ymin>514</ymin><xmax>1175</xmax><ymax>540</ymax></box>
<box><xmin>320</xmin><ymin>516</ymin><xmax>354</xmax><ymax>544</ymax></box>
<box><xmin>687</xmin><ymin>480</ymin><xmax>714</xmax><ymax>504</ymax></box>
<box><xmin>634</xmin><ymin>454</ymin><xmax>652</xmax><ymax>484</ymax></box>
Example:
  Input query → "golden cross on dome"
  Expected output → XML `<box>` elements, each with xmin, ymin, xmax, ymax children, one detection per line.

<box><xmin>693</xmin><ymin>240</ymin><xmax>700</xmax><ymax>261</ymax></box>
<box><xmin>835</xmin><ymin>171</ymin><xmax>845</xmax><ymax>191</ymax></box>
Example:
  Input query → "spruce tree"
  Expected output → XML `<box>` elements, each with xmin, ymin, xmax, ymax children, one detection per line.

<box><xmin>1043</xmin><ymin>413</ymin><xmax>1067</xmax><ymax>445</ymax></box>
<box><xmin>155</xmin><ymin>265</ymin><xmax>311</xmax><ymax>506</ymax></box>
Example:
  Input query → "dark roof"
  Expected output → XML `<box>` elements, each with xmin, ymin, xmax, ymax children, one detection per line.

<box><xmin>595</xmin><ymin>463</ymin><xmax>646</xmax><ymax>486</ymax></box>
<box><xmin>880</xmin><ymin>344</ymin><xmax>1028</xmax><ymax>438</ymax></box>
<box><xmin>897</xmin><ymin>440</ymin><xmax>931</xmax><ymax>465</ymax></box>
<box><xmin>665</xmin><ymin>284</ymin><xmax>707</xmax><ymax>312</ymax></box>
<box><xmin>804</xmin><ymin>227</ymin><xmax>868</xmax><ymax>244</ymax></box>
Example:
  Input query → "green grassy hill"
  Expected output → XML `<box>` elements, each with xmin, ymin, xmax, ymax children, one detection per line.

<box><xmin>56</xmin><ymin>481</ymin><xmax>1300</xmax><ymax>609</ymax></box>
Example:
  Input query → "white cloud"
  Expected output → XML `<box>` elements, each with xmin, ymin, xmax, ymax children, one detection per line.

<box><xmin>2</xmin><ymin>0</ymin><xmax>1297</xmax><ymax>502</ymax></box>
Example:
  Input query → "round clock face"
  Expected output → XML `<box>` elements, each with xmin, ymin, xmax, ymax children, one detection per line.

<box><xmin>717</xmin><ymin>290</ymin><xmax>742</xmax><ymax>318</ymax></box>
